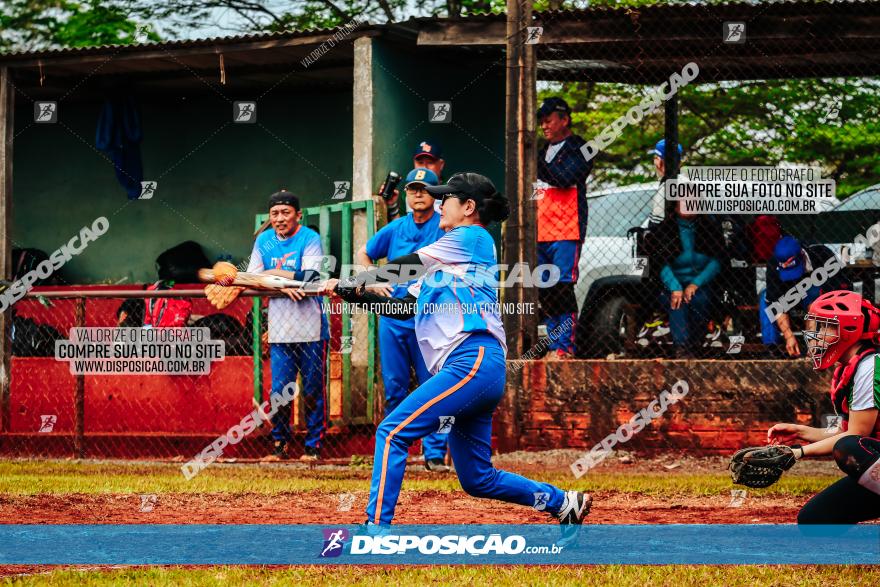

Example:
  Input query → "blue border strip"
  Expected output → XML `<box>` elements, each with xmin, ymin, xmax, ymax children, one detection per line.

<box><xmin>0</xmin><ymin>525</ymin><xmax>877</xmax><ymax>565</ymax></box>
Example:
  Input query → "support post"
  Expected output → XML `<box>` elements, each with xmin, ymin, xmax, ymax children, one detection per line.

<box><xmin>504</xmin><ymin>0</ymin><xmax>538</xmax><ymax>359</ymax></box>
<box><xmin>0</xmin><ymin>67</ymin><xmax>14</xmax><ymax>434</ymax></box>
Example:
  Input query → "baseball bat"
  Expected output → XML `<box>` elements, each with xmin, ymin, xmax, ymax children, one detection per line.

<box><xmin>198</xmin><ymin>268</ymin><xmax>327</xmax><ymax>294</ymax></box>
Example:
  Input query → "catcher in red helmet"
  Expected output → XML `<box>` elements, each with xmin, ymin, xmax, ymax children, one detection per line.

<box><xmin>729</xmin><ymin>290</ymin><xmax>880</xmax><ymax>523</ymax></box>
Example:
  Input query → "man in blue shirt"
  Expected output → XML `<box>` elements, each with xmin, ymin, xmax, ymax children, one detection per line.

<box><xmin>247</xmin><ymin>190</ymin><xmax>329</xmax><ymax>461</ymax></box>
<box><xmin>356</xmin><ymin>168</ymin><xmax>449</xmax><ymax>471</ymax></box>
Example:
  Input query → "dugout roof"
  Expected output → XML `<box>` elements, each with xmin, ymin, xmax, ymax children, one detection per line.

<box><xmin>1</xmin><ymin>0</ymin><xmax>878</xmax><ymax>99</ymax></box>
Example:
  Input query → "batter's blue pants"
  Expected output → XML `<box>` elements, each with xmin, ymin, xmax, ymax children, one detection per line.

<box><xmin>269</xmin><ymin>341</ymin><xmax>326</xmax><ymax>449</ymax></box>
<box><xmin>379</xmin><ymin>318</ymin><xmax>448</xmax><ymax>461</ymax></box>
<box><xmin>366</xmin><ymin>332</ymin><xmax>566</xmax><ymax>525</ymax></box>
<box><xmin>538</xmin><ymin>240</ymin><xmax>580</xmax><ymax>354</ymax></box>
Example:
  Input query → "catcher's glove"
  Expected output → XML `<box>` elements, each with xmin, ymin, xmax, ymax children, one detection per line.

<box><xmin>728</xmin><ymin>445</ymin><xmax>799</xmax><ymax>488</ymax></box>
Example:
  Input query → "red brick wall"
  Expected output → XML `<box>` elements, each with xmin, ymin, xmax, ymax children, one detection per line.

<box><xmin>496</xmin><ymin>360</ymin><xmax>833</xmax><ymax>455</ymax></box>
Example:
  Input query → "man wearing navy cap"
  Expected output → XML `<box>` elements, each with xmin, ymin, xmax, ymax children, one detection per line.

<box><xmin>413</xmin><ymin>140</ymin><xmax>445</xmax><ymax>180</ymax></box>
<box><xmin>536</xmin><ymin>97</ymin><xmax>593</xmax><ymax>359</ymax></box>
<box><xmin>356</xmin><ymin>167</ymin><xmax>450</xmax><ymax>471</ymax></box>
<box><xmin>761</xmin><ymin>236</ymin><xmax>848</xmax><ymax>356</ymax></box>
<box><xmin>384</xmin><ymin>141</ymin><xmax>446</xmax><ymax>220</ymax></box>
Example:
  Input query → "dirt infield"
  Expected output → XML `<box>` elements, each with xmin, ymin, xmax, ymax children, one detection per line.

<box><xmin>0</xmin><ymin>451</ymin><xmax>828</xmax><ymax>525</ymax></box>
<box><xmin>0</xmin><ymin>455</ymin><xmax>853</xmax><ymax>581</ymax></box>
<box><xmin>0</xmin><ymin>490</ymin><xmax>801</xmax><ymax>525</ymax></box>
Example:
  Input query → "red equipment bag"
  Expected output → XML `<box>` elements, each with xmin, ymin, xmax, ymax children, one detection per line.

<box><xmin>747</xmin><ymin>215</ymin><xmax>782</xmax><ymax>263</ymax></box>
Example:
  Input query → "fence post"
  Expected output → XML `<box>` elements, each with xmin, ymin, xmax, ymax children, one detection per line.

<box><xmin>664</xmin><ymin>93</ymin><xmax>680</xmax><ymax>180</ymax></box>
<box><xmin>0</xmin><ymin>66</ymin><xmax>14</xmax><ymax>434</ymax></box>
<box><xmin>505</xmin><ymin>0</ymin><xmax>538</xmax><ymax>359</ymax></box>
<box><xmin>252</xmin><ymin>298</ymin><xmax>262</xmax><ymax>407</ymax></box>
<box><xmin>73</xmin><ymin>298</ymin><xmax>85</xmax><ymax>458</ymax></box>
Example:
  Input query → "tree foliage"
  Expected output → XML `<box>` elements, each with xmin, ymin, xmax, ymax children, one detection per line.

<box><xmin>3</xmin><ymin>0</ymin><xmax>876</xmax><ymax>197</ymax></box>
<box><xmin>0</xmin><ymin>0</ymin><xmax>159</xmax><ymax>52</ymax></box>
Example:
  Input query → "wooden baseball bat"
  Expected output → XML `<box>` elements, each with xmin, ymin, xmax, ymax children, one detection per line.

<box><xmin>198</xmin><ymin>268</ymin><xmax>327</xmax><ymax>294</ymax></box>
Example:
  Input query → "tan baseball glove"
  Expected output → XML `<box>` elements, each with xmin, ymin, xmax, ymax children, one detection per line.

<box><xmin>205</xmin><ymin>284</ymin><xmax>245</xmax><ymax>310</ymax></box>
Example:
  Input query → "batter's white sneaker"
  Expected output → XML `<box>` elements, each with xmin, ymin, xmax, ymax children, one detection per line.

<box><xmin>555</xmin><ymin>490</ymin><xmax>592</xmax><ymax>525</ymax></box>
<box><xmin>555</xmin><ymin>490</ymin><xmax>591</xmax><ymax>546</ymax></box>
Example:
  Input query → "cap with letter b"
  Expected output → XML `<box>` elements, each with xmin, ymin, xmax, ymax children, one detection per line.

<box><xmin>404</xmin><ymin>168</ymin><xmax>440</xmax><ymax>190</ymax></box>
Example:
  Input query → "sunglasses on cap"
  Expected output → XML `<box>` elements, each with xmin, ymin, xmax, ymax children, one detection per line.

<box><xmin>440</xmin><ymin>193</ymin><xmax>473</xmax><ymax>204</ymax></box>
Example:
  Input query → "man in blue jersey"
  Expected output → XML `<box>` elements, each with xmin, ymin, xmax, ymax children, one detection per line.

<box><xmin>356</xmin><ymin>167</ymin><xmax>450</xmax><ymax>472</ymax></box>
<box><xmin>247</xmin><ymin>190</ymin><xmax>329</xmax><ymax>461</ymax></box>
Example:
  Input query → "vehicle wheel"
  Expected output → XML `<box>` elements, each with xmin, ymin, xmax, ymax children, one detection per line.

<box><xmin>576</xmin><ymin>295</ymin><xmax>634</xmax><ymax>358</ymax></box>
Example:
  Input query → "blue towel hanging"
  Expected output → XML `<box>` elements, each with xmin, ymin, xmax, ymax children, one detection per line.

<box><xmin>96</xmin><ymin>95</ymin><xmax>144</xmax><ymax>200</ymax></box>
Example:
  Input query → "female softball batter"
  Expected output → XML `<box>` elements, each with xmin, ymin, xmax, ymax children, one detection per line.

<box><xmin>764</xmin><ymin>290</ymin><xmax>880</xmax><ymax>523</ymax></box>
<box><xmin>325</xmin><ymin>172</ymin><xmax>591</xmax><ymax>529</ymax></box>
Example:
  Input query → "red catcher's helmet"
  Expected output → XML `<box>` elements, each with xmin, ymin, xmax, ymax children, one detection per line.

<box><xmin>804</xmin><ymin>290</ymin><xmax>880</xmax><ymax>370</ymax></box>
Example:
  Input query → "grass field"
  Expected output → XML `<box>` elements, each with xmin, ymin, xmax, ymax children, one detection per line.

<box><xmin>0</xmin><ymin>460</ymin><xmax>836</xmax><ymax>497</ymax></box>
<box><xmin>0</xmin><ymin>458</ymin><xmax>873</xmax><ymax>585</ymax></box>
<box><xmin>5</xmin><ymin>564</ymin><xmax>879</xmax><ymax>586</ymax></box>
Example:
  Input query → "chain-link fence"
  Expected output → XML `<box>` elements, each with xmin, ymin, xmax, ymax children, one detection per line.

<box><xmin>3</xmin><ymin>0</ymin><xmax>880</xmax><ymax>466</ymax></box>
<box><xmin>4</xmin><ymin>282</ymin><xmax>379</xmax><ymax>462</ymax></box>
<box><xmin>523</xmin><ymin>2</ymin><xmax>880</xmax><ymax>362</ymax></box>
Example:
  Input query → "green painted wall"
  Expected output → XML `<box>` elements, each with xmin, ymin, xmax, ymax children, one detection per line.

<box><xmin>370</xmin><ymin>39</ymin><xmax>506</xmax><ymax>218</ymax></box>
<box><xmin>10</xmin><ymin>40</ymin><xmax>507</xmax><ymax>284</ymax></box>
<box><xmin>12</xmin><ymin>89</ymin><xmax>353</xmax><ymax>283</ymax></box>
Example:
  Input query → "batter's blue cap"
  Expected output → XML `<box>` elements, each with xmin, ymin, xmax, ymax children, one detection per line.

<box><xmin>404</xmin><ymin>168</ymin><xmax>439</xmax><ymax>190</ymax></box>
<box><xmin>774</xmin><ymin>236</ymin><xmax>806</xmax><ymax>282</ymax></box>
<box><xmin>537</xmin><ymin>97</ymin><xmax>571</xmax><ymax>119</ymax></box>
<box><xmin>653</xmin><ymin>139</ymin><xmax>684</xmax><ymax>159</ymax></box>
<box><xmin>413</xmin><ymin>141</ymin><xmax>442</xmax><ymax>160</ymax></box>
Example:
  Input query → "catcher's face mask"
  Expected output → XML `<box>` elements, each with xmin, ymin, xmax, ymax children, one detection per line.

<box><xmin>804</xmin><ymin>290</ymin><xmax>880</xmax><ymax>370</ymax></box>
<box><xmin>803</xmin><ymin>314</ymin><xmax>840</xmax><ymax>370</ymax></box>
